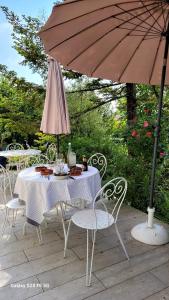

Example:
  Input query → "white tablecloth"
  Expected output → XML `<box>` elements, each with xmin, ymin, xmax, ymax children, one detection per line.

<box><xmin>0</xmin><ymin>149</ymin><xmax>41</xmax><ymax>158</ymax></box>
<box><xmin>14</xmin><ymin>166</ymin><xmax>101</xmax><ymax>224</ymax></box>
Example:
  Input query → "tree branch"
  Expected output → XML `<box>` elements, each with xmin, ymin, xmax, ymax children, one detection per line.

<box><xmin>71</xmin><ymin>94</ymin><xmax>126</xmax><ymax>119</ymax></box>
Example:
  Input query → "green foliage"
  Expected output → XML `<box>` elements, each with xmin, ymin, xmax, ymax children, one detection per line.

<box><xmin>0</xmin><ymin>65</ymin><xmax>45</xmax><ymax>144</ymax></box>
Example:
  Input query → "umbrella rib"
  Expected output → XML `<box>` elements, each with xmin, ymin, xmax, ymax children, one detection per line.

<box><xmin>117</xmin><ymin>9</ymin><xmax>164</xmax><ymax>82</ymax></box>
<box><xmin>116</xmin><ymin>3</ymin><xmax>162</xmax><ymax>33</ymax></box>
<box><xmin>89</xmin><ymin>5</ymin><xmax>162</xmax><ymax>76</ymax></box>
<box><xmin>41</xmin><ymin>0</ymin><xmax>157</xmax><ymax>29</ymax></box>
<box><xmin>140</xmin><ymin>0</ymin><xmax>164</xmax><ymax>31</ymax></box>
<box><xmin>65</xmin><ymin>5</ymin><xmax>160</xmax><ymax>69</ymax></box>
<box><xmin>163</xmin><ymin>5</ymin><xmax>169</xmax><ymax>33</ymax></box>
<box><xmin>159</xmin><ymin>2</ymin><xmax>167</xmax><ymax>32</ymax></box>
<box><xmin>41</xmin><ymin>1</ymin><xmax>159</xmax><ymax>35</ymax></box>
<box><xmin>48</xmin><ymin>3</ymin><xmax>160</xmax><ymax>56</ymax></box>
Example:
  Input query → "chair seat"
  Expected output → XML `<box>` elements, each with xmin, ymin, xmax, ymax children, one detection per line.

<box><xmin>72</xmin><ymin>209</ymin><xmax>114</xmax><ymax>230</ymax></box>
<box><xmin>43</xmin><ymin>208</ymin><xmax>58</xmax><ymax>218</ymax></box>
<box><xmin>6</xmin><ymin>198</ymin><xmax>26</xmax><ymax>209</ymax></box>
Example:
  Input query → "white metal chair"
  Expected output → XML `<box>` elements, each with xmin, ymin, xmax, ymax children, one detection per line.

<box><xmin>46</xmin><ymin>143</ymin><xmax>57</xmax><ymax>164</ymax></box>
<box><xmin>6</xmin><ymin>143</ymin><xmax>24</xmax><ymax>150</ymax></box>
<box><xmin>0</xmin><ymin>164</ymin><xmax>43</xmax><ymax>243</ymax></box>
<box><xmin>64</xmin><ymin>177</ymin><xmax>129</xmax><ymax>286</ymax></box>
<box><xmin>0</xmin><ymin>164</ymin><xmax>26</xmax><ymax>235</ymax></box>
<box><xmin>88</xmin><ymin>153</ymin><xmax>107</xmax><ymax>180</ymax></box>
<box><xmin>6</xmin><ymin>143</ymin><xmax>26</xmax><ymax>186</ymax></box>
<box><xmin>59</xmin><ymin>153</ymin><xmax>107</xmax><ymax>236</ymax></box>
<box><xmin>26</xmin><ymin>154</ymin><xmax>50</xmax><ymax>167</ymax></box>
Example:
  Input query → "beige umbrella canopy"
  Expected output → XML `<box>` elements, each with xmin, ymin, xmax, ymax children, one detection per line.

<box><xmin>40</xmin><ymin>56</ymin><xmax>70</xmax><ymax>153</ymax></box>
<box><xmin>39</xmin><ymin>0</ymin><xmax>169</xmax><ymax>85</ymax></box>
<box><xmin>39</xmin><ymin>0</ymin><xmax>169</xmax><ymax>244</ymax></box>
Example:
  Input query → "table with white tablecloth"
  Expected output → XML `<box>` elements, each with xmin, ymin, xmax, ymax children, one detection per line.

<box><xmin>0</xmin><ymin>149</ymin><xmax>41</xmax><ymax>158</ymax></box>
<box><xmin>14</xmin><ymin>166</ymin><xmax>101</xmax><ymax>224</ymax></box>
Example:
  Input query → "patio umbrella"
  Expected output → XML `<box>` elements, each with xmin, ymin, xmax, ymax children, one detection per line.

<box><xmin>40</xmin><ymin>56</ymin><xmax>70</xmax><ymax>154</ymax></box>
<box><xmin>39</xmin><ymin>0</ymin><xmax>169</xmax><ymax>245</ymax></box>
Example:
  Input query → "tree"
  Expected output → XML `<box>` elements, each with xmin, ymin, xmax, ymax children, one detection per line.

<box><xmin>0</xmin><ymin>64</ymin><xmax>45</xmax><ymax>144</ymax></box>
<box><xmin>0</xmin><ymin>5</ymin><xmax>126</xmax><ymax>115</ymax></box>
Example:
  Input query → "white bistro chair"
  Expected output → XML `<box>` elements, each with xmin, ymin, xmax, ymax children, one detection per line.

<box><xmin>63</xmin><ymin>153</ymin><xmax>107</xmax><ymax>215</ymax></box>
<box><xmin>6</xmin><ymin>143</ymin><xmax>26</xmax><ymax>187</ymax></box>
<box><xmin>0</xmin><ymin>164</ymin><xmax>26</xmax><ymax>236</ymax></box>
<box><xmin>6</xmin><ymin>143</ymin><xmax>24</xmax><ymax>151</ymax></box>
<box><xmin>46</xmin><ymin>143</ymin><xmax>57</xmax><ymax>164</ymax></box>
<box><xmin>26</xmin><ymin>154</ymin><xmax>50</xmax><ymax>167</ymax></box>
<box><xmin>88</xmin><ymin>153</ymin><xmax>107</xmax><ymax>181</ymax></box>
<box><xmin>64</xmin><ymin>177</ymin><xmax>129</xmax><ymax>286</ymax></box>
<box><xmin>0</xmin><ymin>164</ymin><xmax>43</xmax><ymax>244</ymax></box>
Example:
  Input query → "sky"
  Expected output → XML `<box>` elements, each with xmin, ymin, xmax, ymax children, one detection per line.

<box><xmin>0</xmin><ymin>0</ymin><xmax>56</xmax><ymax>85</ymax></box>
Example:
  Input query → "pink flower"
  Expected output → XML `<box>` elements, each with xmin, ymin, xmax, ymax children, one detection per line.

<box><xmin>160</xmin><ymin>152</ymin><xmax>165</xmax><ymax>157</ymax></box>
<box><xmin>143</xmin><ymin>121</ymin><xmax>149</xmax><ymax>128</ymax></box>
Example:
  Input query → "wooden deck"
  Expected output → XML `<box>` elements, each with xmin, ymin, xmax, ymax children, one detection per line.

<box><xmin>0</xmin><ymin>204</ymin><xmax>169</xmax><ymax>300</ymax></box>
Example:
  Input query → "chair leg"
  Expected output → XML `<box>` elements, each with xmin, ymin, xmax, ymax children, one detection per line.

<box><xmin>115</xmin><ymin>223</ymin><xmax>129</xmax><ymax>260</ymax></box>
<box><xmin>87</xmin><ymin>230</ymin><xmax>96</xmax><ymax>286</ymax></box>
<box><xmin>86</xmin><ymin>229</ymin><xmax>89</xmax><ymax>286</ymax></box>
<box><xmin>44</xmin><ymin>219</ymin><xmax>48</xmax><ymax>229</ymax></box>
<box><xmin>59</xmin><ymin>202</ymin><xmax>70</xmax><ymax>258</ymax></box>
<box><xmin>36</xmin><ymin>226</ymin><xmax>43</xmax><ymax>244</ymax></box>
<box><xmin>12</xmin><ymin>210</ymin><xmax>15</xmax><ymax>227</ymax></box>
<box><xmin>12</xmin><ymin>209</ymin><xmax>18</xmax><ymax>227</ymax></box>
<box><xmin>64</xmin><ymin>219</ymin><xmax>71</xmax><ymax>258</ymax></box>
<box><xmin>1</xmin><ymin>208</ymin><xmax>9</xmax><ymax>237</ymax></box>
<box><xmin>23</xmin><ymin>222</ymin><xmax>27</xmax><ymax>236</ymax></box>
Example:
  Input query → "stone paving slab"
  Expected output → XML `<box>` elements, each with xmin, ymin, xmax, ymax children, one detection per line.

<box><xmin>24</xmin><ymin>239</ymin><xmax>64</xmax><ymax>261</ymax></box>
<box><xmin>72</xmin><ymin>233</ymin><xmax>156</xmax><ymax>260</ymax></box>
<box><xmin>85</xmin><ymin>272</ymin><xmax>166</xmax><ymax>300</ymax></box>
<box><xmin>144</xmin><ymin>286</ymin><xmax>169</xmax><ymax>300</ymax></box>
<box><xmin>0</xmin><ymin>231</ymin><xmax>60</xmax><ymax>257</ymax></box>
<box><xmin>29</xmin><ymin>275</ymin><xmax>105</xmax><ymax>300</ymax></box>
<box><xmin>0</xmin><ymin>276</ymin><xmax>42</xmax><ymax>300</ymax></box>
<box><xmin>95</xmin><ymin>244</ymin><xmax>169</xmax><ymax>288</ymax></box>
<box><xmin>150</xmin><ymin>262</ymin><xmax>169</xmax><ymax>286</ymax></box>
<box><xmin>0</xmin><ymin>250</ymin><xmax>77</xmax><ymax>287</ymax></box>
<box><xmin>0</xmin><ymin>250</ymin><xmax>28</xmax><ymax>270</ymax></box>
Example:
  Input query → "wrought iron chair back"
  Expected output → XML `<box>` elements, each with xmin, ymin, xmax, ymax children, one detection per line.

<box><xmin>46</xmin><ymin>143</ymin><xmax>57</xmax><ymax>163</ymax></box>
<box><xmin>0</xmin><ymin>164</ymin><xmax>13</xmax><ymax>205</ymax></box>
<box><xmin>88</xmin><ymin>153</ymin><xmax>107</xmax><ymax>180</ymax></box>
<box><xmin>93</xmin><ymin>177</ymin><xmax>127</xmax><ymax>224</ymax></box>
<box><xmin>6</xmin><ymin>143</ymin><xmax>24</xmax><ymax>150</ymax></box>
<box><xmin>27</xmin><ymin>154</ymin><xmax>50</xmax><ymax>167</ymax></box>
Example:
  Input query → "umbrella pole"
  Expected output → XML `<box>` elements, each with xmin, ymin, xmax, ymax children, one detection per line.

<box><xmin>149</xmin><ymin>26</ymin><xmax>169</xmax><ymax>210</ymax></box>
<box><xmin>131</xmin><ymin>24</ymin><xmax>169</xmax><ymax>245</ymax></box>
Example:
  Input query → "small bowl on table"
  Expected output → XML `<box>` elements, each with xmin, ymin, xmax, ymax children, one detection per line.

<box><xmin>35</xmin><ymin>166</ymin><xmax>47</xmax><ymax>172</ymax></box>
<box><xmin>40</xmin><ymin>168</ymin><xmax>53</xmax><ymax>176</ymax></box>
<box><xmin>69</xmin><ymin>166</ymin><xmax>82</xmax><ymax>176</ymax></box>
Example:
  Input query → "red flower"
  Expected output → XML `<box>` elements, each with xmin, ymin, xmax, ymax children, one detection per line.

<box><xmin>143</xmin><ymin>121</ymin><xmax>149</xmax><ymax>128</ymax></box>
<box><xmin>146</xmin><ymin>131</ymin><xmax>152</xmax><ymax>138</ymax></box>
<box><xmin>131</xmin><ymin>130</ymin><xmax>138</xmax><ymax>137</ymax></box>
<box><xmin>160</xmin><ymin>152</ymin><xmax>165</xmax><ymax>157</ymax></box>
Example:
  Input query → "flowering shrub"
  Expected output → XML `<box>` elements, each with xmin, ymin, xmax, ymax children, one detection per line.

<box><xmin>127</xmin><ymin>105</ymin><xmax>166</xmax><ymax>162</ymax></box>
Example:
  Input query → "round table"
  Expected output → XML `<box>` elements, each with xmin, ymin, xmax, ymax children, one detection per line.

<box><xmin>14</xmin><ymin>166</ymin><xmax>101</xmax><ymax>224</ymax></box>
<box><xmin>0</xmin><ymin>149</ymin><xmax>41</xmax><ymax>158</ymax></box>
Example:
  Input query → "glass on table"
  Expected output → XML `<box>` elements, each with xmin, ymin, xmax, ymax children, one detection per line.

<box><xmin>54</xmin><ymin>154</ymin><xmax>65</xmax><ymax>174</ymax></box>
